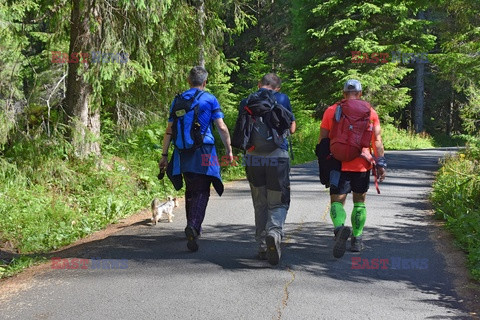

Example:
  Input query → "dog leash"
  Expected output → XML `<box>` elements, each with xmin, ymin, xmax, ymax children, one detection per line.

<box><xmin>157</xmin><ymin>166</ymin><xmax>168</xmax><ymax>198</ymax></box>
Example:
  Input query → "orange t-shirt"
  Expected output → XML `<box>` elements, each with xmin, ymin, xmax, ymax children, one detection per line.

<box><xmin>320</xmin><ymin>101</ymin><xmax>380</xmax><ymax>172</ymax></box>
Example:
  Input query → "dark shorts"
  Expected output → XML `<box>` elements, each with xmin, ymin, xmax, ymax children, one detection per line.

<box><xmin>183</xmin><ymin>172</ymin><xmax>212</xmax><ymax>194</ymax></box>
<box><xmin>330</xmin><ymin>170</ymin><xmax>370</xmax><ymax>195</ymax></box>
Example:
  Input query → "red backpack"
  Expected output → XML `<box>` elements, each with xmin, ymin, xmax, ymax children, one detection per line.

<box><xmin>329</xmin><ymin>99</ymin><xmax>373</xmax><ymax>162</ymax></box>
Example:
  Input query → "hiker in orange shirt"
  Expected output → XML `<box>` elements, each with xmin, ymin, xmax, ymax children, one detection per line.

<box><xmin>318</xmin><ymin>79</ymin><xmax>386</xmax><ymax>258</ymax></box>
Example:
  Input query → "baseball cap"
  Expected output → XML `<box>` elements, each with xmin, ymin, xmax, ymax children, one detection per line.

<box><xmin>343</xmin><ymin>79</ymin><xmax>362</xmax><ymax>92</ymax></box>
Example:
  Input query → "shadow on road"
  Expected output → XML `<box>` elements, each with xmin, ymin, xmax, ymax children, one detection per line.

<box><xmin>47</xmin><ymin>215</ymin><xmax>467</xmax><ymax>317</ymax></box>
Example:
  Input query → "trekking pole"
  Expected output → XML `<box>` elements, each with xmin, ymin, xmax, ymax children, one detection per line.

<box><xmin>372</xmin><ymin>163</ymin><xmax>380</xmax><ymax>194</ymax></box>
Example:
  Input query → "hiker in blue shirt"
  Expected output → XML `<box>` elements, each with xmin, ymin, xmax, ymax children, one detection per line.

<box><xmin>239</xmin><ymin>73</ymin><xmax>296</xmax><ymax>265</ymax></box>
<box><xmin>159</xmin><ymin>66</ymin><xmax>233</xmax><ymax>252</ymax></box>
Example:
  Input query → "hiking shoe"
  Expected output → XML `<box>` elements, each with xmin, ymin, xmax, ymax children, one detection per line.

<box><xmin>333</xmin><ymin>228</ymin><xmax>339</xmax><ymax>241</ymax></box>
<box><xmin>185</xmin><ymin>226</ymin><xmax>199</xmax><ymax>252</ymax></box>
<box><xmin>350</xmin><ymin>236</ymin><xmax>365</xmax><ymax>252</ymax></box>
<box><xmin>256</xmin><ymin>251</ymin><xmax>267</xmax><ymax>260</ymax></box>
<box><xmin>333</xmin><ymin>226</ymin><xmax>351</xmax><ymax>258</ymax></box>
<box><xmin>266</xmin><ymin>234</ymin><xmax>281</xmax><ymax>266</ymax></box>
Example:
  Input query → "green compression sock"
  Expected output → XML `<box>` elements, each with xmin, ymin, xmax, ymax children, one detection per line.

<box><xmin>330</xmin><ymin>202</ymin><xmax>346</xmax><ymax>228</ymax></box>
<box><xmin>351</xmin><ymin>202</ymin><xmax>367</xmax><ymax>237</ymax></box>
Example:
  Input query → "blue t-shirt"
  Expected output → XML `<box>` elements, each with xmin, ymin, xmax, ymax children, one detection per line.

<box><xmin>168</xmin><ymin>88</ymin><xmax>224</xmax><ymax>145</ymax></box>
<box><xmin>168</xmin><ymin>88</ymin><xmax>225</xmax><ymax>189</ymax></box>
<box><xmin>274</xmin><ymin>91</ymin><xmax>296</xmax><ymax>150</ymax></box>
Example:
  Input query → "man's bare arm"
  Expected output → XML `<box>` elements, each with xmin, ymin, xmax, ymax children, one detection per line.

<box><xmin>373</xmin><ymin>124</ymin><xmax>386</xmax><ymax>182</ymax></box>
<box><xmin>214</xmin><ymin>118</ymin><xmax>233</xmax><ymax>159</ymax></box>
<box><xmin>290</xmin><ymin>120</ymin><xmax>297</xmax><ymax>134</ymax></box>
<box><xmin>373</xmin><ymin>124</ymin><xmax>385</xmax><ymax>158</ymax></box>
<box><xmin>319</xmin><ymin>127</ymin><xmax>329</xmax><ymax>143</ymax></box>
<box><xmin>159</xmin><ymin>122</ymin><xmax>173</xmax><ymax>169</ymax></box>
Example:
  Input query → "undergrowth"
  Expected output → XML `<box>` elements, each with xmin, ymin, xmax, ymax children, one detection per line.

<box><xmin>0</xmin><ymin>122</ymin><xmax>177</xmax><ymax>278</ymax></box>
<box><xmin>381</xmin><ymin>124</ymin><xmax>435</xmax><ymax>150</ymax></box>
<box><xmin>431</xmin><ymin>137</ymin><xmax>480</xmax><ymax>280</ymax></box>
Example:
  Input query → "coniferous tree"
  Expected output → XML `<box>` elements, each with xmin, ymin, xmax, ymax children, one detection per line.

<box><xmin>288</xmin><ymin>0</ymin><xmax>435</xmax><ymax>124</ymax></box>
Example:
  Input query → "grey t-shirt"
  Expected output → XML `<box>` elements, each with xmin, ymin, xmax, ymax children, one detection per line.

<box><xmin>246</xmin><ymin>148</ymin><xmax>289</xmax><ymax>158</ymax></box>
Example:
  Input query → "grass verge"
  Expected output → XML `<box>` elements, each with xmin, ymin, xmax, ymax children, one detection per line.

<box><xmin>431</xmin><ymin>137</ymin><xmax>480</xmax><ymax>281</ymax></box>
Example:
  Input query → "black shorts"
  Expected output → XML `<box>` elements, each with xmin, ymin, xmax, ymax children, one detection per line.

<box><xmin>330</xmin><ymin>171</ymin><xmax>370</xmax><ymax>195</ymax></box>
<box><xmin>183</xmin><ymin>172</ymin><xmax>212</xmax><ymax>194</ymax></box>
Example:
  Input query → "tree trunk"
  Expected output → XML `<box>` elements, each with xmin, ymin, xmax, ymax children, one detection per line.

<box><xmin>196</xmin><ymin>0</ymin><xmax>206</xmax><ymax>67</ymax></box>
<box><xmin>447</xmin><ymin>88</ymin><xmax>454</xmax><ymax>135</ymax></box>
<box><xmin>414</xmin><ymin>10</ymin><xmax>425</xmax><ymax>133</ymax></box>
<box><xmin>414</xmin><ymin>61</ymin><xmax>425</xmax><ymax>133</ymax></box>
<box><xmin>65</xmin><ymin>0</ymin><xmax>100</xmax><ymax>158</ymax></box>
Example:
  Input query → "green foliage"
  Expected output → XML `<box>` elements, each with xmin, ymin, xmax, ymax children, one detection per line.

<box><xmin>290</xmin><ymin>110</ymin><xmax>319</xmax><ymax>165</ymax></box>
<box><xmin>431</xmin><ymin>138</ymin><xmax>480</xmax><ymax>280</ymax></box>
<box><xmin>428</xmin><ymin>0</ymin><xmax>480</xmax><ymax>135</ymax></box>
<box><xmin>286</xmin><ymin>0</ymin><xmax>438</xmax><ymax>128</ymax></box>
<box><xmin>344</xmin><ymin>64</ymin><xmax>413</xmax><ymax>123</ymax></box>
<box><xmin>0</xmin><ymin>127</ymin><xmax>176</xmax><ymax>255</ymax></box>
<box><xmin>0</xmin><ymin>108</ymin><xmax>15</xmax><ymax>147</ymax></box>
<box><xmin>290</xmin><ymin>0</ymin><xmax>479</xmax><ymax>137</ymax></box>
<box><xmin>229</xmin><ymin>47</ymin><xmax>272</xmax><ymax>108</ymax></box>
<box><xmin>0</xmin><ymin>0</ymin><xmax>34</xmax><ymax>103</ymax></box>
<box><xmin>0</xmin><ymin>256</ymin><xmax>46</xmax><ymax>279</ymax></box>
<box><xmin>461</xmin><ymin>85</ymin><xmax>480</xmax><ymax>135</ymax></box>
<box><xmin>238</xmin><ymin>48</ymin><xmax>271</xmax><ymax>94</ymax></box>
<box><xmin>381</xmin><ymin>124</ymin><xmax>435</xmax><ymax>150</ymax></box>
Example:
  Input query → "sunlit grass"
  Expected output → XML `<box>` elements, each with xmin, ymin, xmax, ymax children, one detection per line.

<box><xmin>431</xmin><ymin>138</ymin><xmax>480</xmax><ymax>280</ymax></box>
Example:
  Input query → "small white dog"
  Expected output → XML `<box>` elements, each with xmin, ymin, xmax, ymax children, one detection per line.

<box><xmin>151</xmin><ymin>196</ymin><xmax>178</xmax><ymax>225</ymax></box>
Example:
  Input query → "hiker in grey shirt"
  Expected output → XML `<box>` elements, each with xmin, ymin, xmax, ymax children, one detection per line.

<box><xmin>238</xmin><ymin>73</ymin><xmax>296</xmax><ymax>265</ymax></box>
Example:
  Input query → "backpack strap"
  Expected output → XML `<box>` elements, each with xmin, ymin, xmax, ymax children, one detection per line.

<box><xmin>191</xmin><ymin>90</ymin><xmax>205</xmax><ymax>127</ymax></box>
<box><xmin>169</xmin><ymin>93</ymin><xmax>181</xmax><ymax>119</ymax></box>
<box><xmin>192</xmin><ymin>89</ymin><xmax>204</xmax><ymax>101</ymax></box>
<box><xmin>181</xmin><ymin>89</ymin><xmax>204</xmax><ymax>106</ymax></box>
<box><xmin>169</xmin><ymin>89</ymin><xmax>204</xmax><ymax>119</ymax></box>
<box><xmin>334</xmin><ymin>100</ymin><xmax>343</xmax><ymax>122</ymax></box>
<box><xmin>191</xmin><ymin>90</ymin><xmax>213</xmax><ymax>142</ymax></box>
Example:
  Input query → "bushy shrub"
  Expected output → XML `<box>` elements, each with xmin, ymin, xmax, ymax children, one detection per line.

<box><xmin>431</xmin><ymin>138</ymin><xmax>480</xmax><ymax>280</ymax></box>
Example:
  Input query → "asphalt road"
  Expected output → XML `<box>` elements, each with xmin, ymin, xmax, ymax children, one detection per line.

<box><xmin>0</xmin><ymin>149</ymin><xmax>475</xmax><ymax>319</ymax></box>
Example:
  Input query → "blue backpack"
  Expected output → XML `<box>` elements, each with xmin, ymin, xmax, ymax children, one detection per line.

<box><xmin>170</xmin><ymin>90</ymin><xmax>206</xmax><ymax>152</ymax></box>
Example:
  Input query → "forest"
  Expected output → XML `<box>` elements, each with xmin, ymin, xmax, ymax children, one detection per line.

<box><xmin>0</xmin><ymin>0</ymin><xmax>479</xmax><ymax>279</ymax></box>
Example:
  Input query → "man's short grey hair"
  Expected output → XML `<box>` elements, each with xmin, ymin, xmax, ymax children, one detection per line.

<box><xmin>188</xmin><ymin>66</ymin><xmax>208</xmax><ymax>86</ymax></box>
<box><xmin>260</xmin><ymin>73</ymin><xmax>281</xmax><ymax>89</ymax></box>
